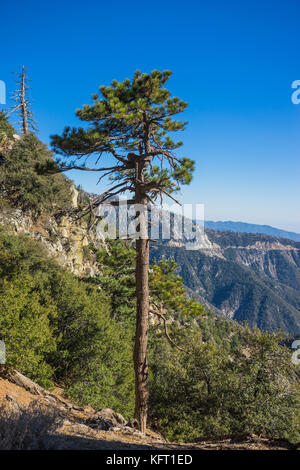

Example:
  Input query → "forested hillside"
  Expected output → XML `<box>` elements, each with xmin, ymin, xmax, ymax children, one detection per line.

<box><xmin>152</xmin><ymin>229</ymin><xmax>300</xmax><ymax>336</ymax></box>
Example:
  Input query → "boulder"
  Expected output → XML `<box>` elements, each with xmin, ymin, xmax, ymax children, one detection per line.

<box><xmin>86</xmin><ymin>408</ymin><xmax>126</xmax><ymax>431</ymax></box>
<box><xmin>96</xmin><ymin>408</ymin><xmax>126</xmax><ymax>426</ymax></box>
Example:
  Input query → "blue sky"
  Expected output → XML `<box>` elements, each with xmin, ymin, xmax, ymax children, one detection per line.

<box><xmin>1</xmin><ymin>0</ymin><xmax>300</xmax><ymax>231</ymax></box>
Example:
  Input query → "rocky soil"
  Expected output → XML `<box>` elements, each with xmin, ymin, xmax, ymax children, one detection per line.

<box><xmin>0</xmin><ymin>370</ymin><xmax>297</xmax><ymax>450</ymax></box>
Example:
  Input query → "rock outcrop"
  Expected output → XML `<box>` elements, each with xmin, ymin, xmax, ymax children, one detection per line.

<box><xmin>0</xmin><ymin>207</ymin><xmax>103</xmax><ymax>277</ymax></box>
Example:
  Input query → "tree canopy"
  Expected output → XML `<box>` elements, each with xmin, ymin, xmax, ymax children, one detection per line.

<box><xmin>51</xmin><ymin>69</ymin><xmax>194</xmax><ymax>209</ymax></box>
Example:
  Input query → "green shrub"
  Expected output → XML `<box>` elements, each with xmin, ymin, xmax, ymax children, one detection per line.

<box><xmin>49</xmin><ymin>271</ymin><xmax>135</xmax><ymax>416</ymax></box>
<box><xmin>0</xmin><ymin>228</ymin><xmax>135</xmax><ymax>415</ymax></box>
<box><xmin>0</xmin><ymin>132</ymin><xmax>72</xmax><ymax>214</ymax></box>
<box><xmin>0</xmin><ymin>275</ymin><xmax>56</xmax><ymax>388</ymax></box>
<box><xmin>0</xmin><ymin>112</ymin><xmax>15</xmax><ymax>140</ymax></box>
<box><xmin>149</xmin><ymin>327</ymin><xmax>300</xmax><ymax>442</ymax></box>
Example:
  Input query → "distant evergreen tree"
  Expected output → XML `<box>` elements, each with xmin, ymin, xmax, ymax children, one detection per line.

<box><xmin>95</xmin><ymin>239</ymin><xmax>136</xmax><ymax>328</ymax></box>
<box><xmin>94</xmin><ymin>240</ymin><xmax>203</xmax><ymax>341</ymax></box>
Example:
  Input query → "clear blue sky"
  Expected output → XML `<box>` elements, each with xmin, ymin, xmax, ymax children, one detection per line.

<box><xmin>1</xmin><ymin>0</ymin><xmax>300</xmax><ymax>231</ymax></box>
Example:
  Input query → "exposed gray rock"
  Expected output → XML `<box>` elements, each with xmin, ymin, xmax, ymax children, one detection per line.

<box><xmin>45</xmin><ymin>395</ymin><xmax>57</xmax><ymax>404</ymax></box>
<box><xmin>9</xmin><ymin>371</ymin><xmax>45</xmax><ymax>396</ymax></box>
<box><xmin>0</xmin><ymin>208</ymin><xmax>104</xmax><ymax>277</ymax></box>
<box><xmin>86</xmin><ymin>409</ymin><xmax>141</xmax><ymax>434</ymax></box>
<box><xmin>5</xmin><ymin>394</ymin><xmax>23</xmax><ymax>413</ymax></box>
<box><xmin>6</xmin><ymin>394</ymin><xmax>18</xmax><ymax>403</ymax></box>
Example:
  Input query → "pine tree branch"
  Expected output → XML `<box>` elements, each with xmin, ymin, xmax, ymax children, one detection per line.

<box><xmin>150</xmin><ymin>309</ymin><xmax>190</xmax><ymax>354</ymax></box>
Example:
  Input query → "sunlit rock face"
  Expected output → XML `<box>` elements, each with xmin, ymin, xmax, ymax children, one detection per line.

<box><xmin>0</xmin><ymin>208</ymin><xmax>103</xmax><ymax>277</ymax></box>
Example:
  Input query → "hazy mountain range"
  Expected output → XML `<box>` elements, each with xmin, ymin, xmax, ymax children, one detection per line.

<box><xmin>148</xmin><ymin>214</ymin><xmax>300</xmax><ymax>337</ymax></box>
<box><xmin>204</xmin><ymin>220</ymin><xmax>300</xmax><ymax>242</ymax></box>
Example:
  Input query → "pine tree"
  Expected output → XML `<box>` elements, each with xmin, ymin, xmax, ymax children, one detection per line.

<box><xmin>51</xmin><ymin>70</ymin><xmax>195</xmax><ymax>432</ymax></box>
<box><xmin>8</xmin><ymin>66</ymin><xmax>38</xmax><ymax>135</ymax></box>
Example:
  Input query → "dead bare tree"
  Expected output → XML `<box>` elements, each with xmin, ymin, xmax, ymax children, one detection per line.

<box><xmin>8</xmin><ymin>66</ymin><xmax>38</xmax><ymax>135</ymax></box>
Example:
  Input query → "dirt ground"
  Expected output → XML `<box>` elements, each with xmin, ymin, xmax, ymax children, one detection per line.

<box><xmin>0</xmin><ymin>371</ymin><xmax>298</xmax><ymax>450</ymax></box>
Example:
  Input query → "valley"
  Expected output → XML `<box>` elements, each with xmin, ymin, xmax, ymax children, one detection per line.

<box><xmin>152</xmin><ymin>228</ymin><xmax>300</xmax><ymax>336</ymax></box>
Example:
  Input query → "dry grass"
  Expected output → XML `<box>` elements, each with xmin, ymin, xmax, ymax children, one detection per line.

<box><xmin>0</xmin><ymin>402</ymin><xmax>58</xmax><ymax>450</ymax></box>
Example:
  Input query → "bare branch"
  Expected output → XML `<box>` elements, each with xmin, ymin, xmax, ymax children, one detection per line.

<box><xmin>150</xmin><ymin>309</ymin><xmax>190</xmax><ymax>354</ymax></box>
<box><xmin>160</xmin><ymin>188</ymin><xmax>181</xmax><ymax>205</ymax></box>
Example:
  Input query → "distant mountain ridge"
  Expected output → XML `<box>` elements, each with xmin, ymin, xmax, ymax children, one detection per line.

<box><xmin>204</xmin><ymin>220</ymin><xmax>300</xmax><ymax>242</ymax></box>
<box><xmin>152</xmin><ymin>225</ymin><xmax>300</xmax><ymax>336</ymax></box>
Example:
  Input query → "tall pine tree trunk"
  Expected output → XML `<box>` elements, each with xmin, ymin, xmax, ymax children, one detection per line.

<box><xmin>134</xmin><ymin>229</ymin><xmax>150</xmax><ymax>433</ymax></box>
<box><xmin>134</xmin><ymin>139</ymin><xmax>150</xmax><ymax>432</ymax></box>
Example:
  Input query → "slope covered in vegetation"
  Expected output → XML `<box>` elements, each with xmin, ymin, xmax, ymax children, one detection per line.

<box><xmin>0</xmin><ymin>112</ymin><xmax>72</xmax><ymax>215</ymax></box>
<box><xmin>153</xmin><ymin>232</ymin><xmax>300</xmax><ymax>336</ymax></box>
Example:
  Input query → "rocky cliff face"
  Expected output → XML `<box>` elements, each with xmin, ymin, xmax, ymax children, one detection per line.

<box><xmin>0</xmin><ymin>206</ymin><xmax>103</xmax><ymax>277</ymax></box>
